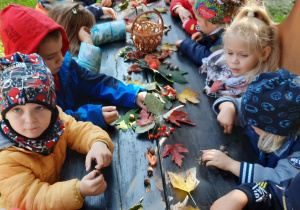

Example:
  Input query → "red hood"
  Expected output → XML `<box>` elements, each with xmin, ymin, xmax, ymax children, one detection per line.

<box><xmin>0</xmin><ymin>4</ymin><xmax>69</xmax><ymax>56</ymax></box>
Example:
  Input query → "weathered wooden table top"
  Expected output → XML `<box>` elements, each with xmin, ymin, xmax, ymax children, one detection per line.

<box><xmin>61</xmin><ymin>1</ymin><xmax>260</xmax><ymax>209</ymax></box>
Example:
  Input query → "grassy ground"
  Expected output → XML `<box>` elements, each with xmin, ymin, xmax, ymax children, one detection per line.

<box><xmin>0</xmin><ymin>0</ymin><xmax>295</xmax><ymax>57</ymax></box>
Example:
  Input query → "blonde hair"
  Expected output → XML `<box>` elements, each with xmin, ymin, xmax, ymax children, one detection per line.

<box><xmin>48</xmin><ymin>1</ymin><xmax>95</xmax><ymax>55</ymax></box>
<box><xmin>258</xmin><ymin>128</ymin><xmax>300</xmax><ymax>153</ymax></box>
<box><xmin>223</xmin><ymin>0</ymin><xmax>280</xmax><ymax>82</ymax></box>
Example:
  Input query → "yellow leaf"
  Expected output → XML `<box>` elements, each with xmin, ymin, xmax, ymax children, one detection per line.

<box><xmin>177</xmin><ymin>87</ymin><xmax>200</xmax><ymax>104</ymax></box>
<box><xmin>161</xmin><ymin>43</ymin><xmax>178</xmax><ymax>51</ymax></box>
<box><xmin>168</xmin><ymin>171</ymin><xmax>199</xmax><ymax>193</ymax></box>
<box><xmin>179</xmin><ymin>205</ymin><xmax>201</xmax><ymax>210</ymax></box>
<box><xmin>127</xmin><ymin>79</ymin><xmax>143</xmax><ymax>86</ymax></box>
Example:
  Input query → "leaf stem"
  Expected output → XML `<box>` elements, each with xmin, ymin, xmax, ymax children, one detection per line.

<box><xmin>188</xmin><ymin>192</ymin><xmax>197</xmax><ymax>207</ymax></box>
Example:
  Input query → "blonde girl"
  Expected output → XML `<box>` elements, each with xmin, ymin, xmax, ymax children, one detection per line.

<box><xmin>49</xmin><ymin>1</ymin><xmax>129</xmax><ymax>74</ymax></box>
<box><xmin>201</xmin><ymin>0</ymin><xmax>280</xmax><ymax>97</ymax></box>
<box><xmin>203</xmin><ymin>69</ymin><xmax>300</xmax><ymax>185</ymax></box>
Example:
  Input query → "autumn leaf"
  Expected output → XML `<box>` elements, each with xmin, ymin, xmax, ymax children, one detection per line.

<box><xmin>145</xmin><ymin>93</ymin><xmax>164</xmax><ymax>115</ymax></box>
<box><xmin>161</xmin><ymin>144</ymin><xmax>189</xmax><ymax>167</ymax></box>
<box><xmin>177</xmin><ymin>87</ymin><xmax>200</xmax><ymax>104</ymax></box>
<box><xmin>145</xmin><ymin>152</ymin><xmax>157</xmax><ymax>166</ymax></box>
<box><xmin>168</xmin><ymin>171</ymin><xmax>199</xmax><ymax>193</ymax></box>
<box><xmin>145</xmin><ymin>55</ymin><xmax>161</xmax><ymax>69</ymax></box>
<box><xmin>179</xmin><ymin>205</ymin><xmax>200</xmax><ymax>210</ymax></box>
<box><xmin>161</xmin><ymin>43</ymin><xmax>178</xmax><ymax>51</ymax></box>
<box><xmin>128</xmin><ymin>64</ymin><xmax>143</xmax><ymax>73</ymax></box>
<box><xmin>164</xmin><ymin>110</ymin><xmax>196</xmax><ymax>127</ymax></box>
<box><xmin>157</xmin><ymin>50</ymin><xmax>173</xmax><ymax>60</ymax></box>
<box><xmin>154</xmin><ymin>5</ymin><xmax>168</xmax><ymax>13</ymax></box>
<box><xmin>136</xmin><ymin>109</ymin><xmax>154</xmax><ymax>125</ymax></box>
<box><xmin>115</xmin><ymin>108</ymin><xmax>139</xmax><ymax>132</ymax></box>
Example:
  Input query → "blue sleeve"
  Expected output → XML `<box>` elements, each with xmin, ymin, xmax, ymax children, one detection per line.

<box><xmin>86</xmin><ymin>5</ymin><xmax>103</xmax><ymax>19</ymax></box>
<box><xmin>179</xmin><ymin>38</ymin><xmax>213</xmax><ymax>66</ymax></box>
<box><xmin>76</xmin><ymin>42</ymin><xmax>102</xmax><ymax>74</ymax></box>
<box><xmin>75</xmin><ymin>0</ymin><xmax>97</xmax><ymax>6</ymax></box>
<box><xmin>64</xmin><ymin>104</ymin><xmax>108</xmax><ymax>128</ymax></box>
<box><xmin>91</xmin><ymin>20</ymin><xmax>126</xmax><ymax>46</ymax></box>
<box><xmin>72</xmin><ymin>60</ymin><xmax>147</xmax><ymax>108</ymax></box>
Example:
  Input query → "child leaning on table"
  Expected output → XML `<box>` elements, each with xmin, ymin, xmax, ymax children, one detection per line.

<box><xmin>48</xmin><ymin>1</ymin><xmax>131</xmax><ymax>74</ymax></box>
<box><xmin>0</xmin><ymin>4</ymin><xmax>147</xmax><ymax>129</ymax></box>
<box><xmin>175</xmin><ymin>0</ymin><xmax>239</xmax><ymax>66</ymax></box>
<box><xmin>201</xmin><ymin>0</ymin><xmax>280</xmax><ymax>97</ymax></box>
<box><xmin>0</xmin><ymin>52</ymin><xmax>114</xmax><ymax>210</ymax></box>
<box><xmin>211</xmin><ymin>172</ymin><xmax>300</xmax><ymax>210</ymax></box>
<box><xmin>202</xmin><ymin>69</ymin><xmax>300</xmax><ymax>184</ymax></box>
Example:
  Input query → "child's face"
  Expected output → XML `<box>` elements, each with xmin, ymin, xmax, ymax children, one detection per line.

<box><xmin>225</xmin><ymin>37</ymin><xmax>260</xmax><ymax>77</ymax></box>
<box><xmin>37</xmin><ymin>34</ymin><xmax>64</xmax><ymax>75</ymax></box>
<box><xmin>194</xmin><ymin>10</ymin><xmax>217</xmax><ymax>35</ymax></box>
<box><xmin>5</xmin><ymin>103</ymin><xmax>52</xmax><ymax>139</ymax></box>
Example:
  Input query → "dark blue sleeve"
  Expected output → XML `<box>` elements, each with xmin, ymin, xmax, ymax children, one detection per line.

<box><xmin>179</xmin><ymin>38</ymin><xmax>213</xmax><ymax>66</ymax></box>
<box><xmin>85</xmin><ymin>5</ymin><xmax>104</xmax><ymax>20</ymax></box>
<box><xmin>71</xmin><ymin>59</ymin><xmax>147</xmax><ymax>108</ymax></box>
<box><xmin>74</xmin><ymin>0</ymin><xmax>97</xmax><ymax>6</ymax></box>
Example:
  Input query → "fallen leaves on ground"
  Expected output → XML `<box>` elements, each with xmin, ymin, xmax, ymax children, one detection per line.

<box><xmin>177</xmin><ymin>87</ymin><xmax>200</xmax><ymax>104</ymax></box>
<box><xmin>154</xmin><ymin>5</ymin><xmax>168</xmax><ymax>13</ymax></box>
<box><xmin>161</xmin><ymin>144</ymin><xmax>189</xmax><ymax>167</ymax></box>
<box><xmin>164</xmin><ymin>110</ymin><xmax>196</xmax><ymax>127</ymax></box>
<box><xmin>136</xmin><ymin>109</ymin><xmax>155</xmax><ymax>126</ymax></box>
<box><xmin>157</xmin><ymin>50</ymin><xmax>172</xmax><ymax>60</ymax></box>
<box><xmin>146</xmin><ymin>152</ymin><xmax>157</xmax><ymax>166</ymax></box>
<box><xmin>168</xmin><ymin>171</ymin><xmax>199</xmax><ymax>193</ymax></box>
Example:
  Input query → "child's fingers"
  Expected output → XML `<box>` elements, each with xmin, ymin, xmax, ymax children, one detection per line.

<box><xmin>82</xmin><ymin>170</ymin><xmax>98</xmax><ymax>180</ymax></box>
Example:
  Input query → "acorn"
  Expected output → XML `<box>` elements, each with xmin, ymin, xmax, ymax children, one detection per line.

<box><xmin>148</xmin><ymin>147</ymin><xmax>155</xmax><ymax>155</ymax></box>
<box><xmin>219</xmin><ymin>145</ymin><xmax>227</xmax><ymax>152</ymax></box>
<box><xmin>169</xmin><ymin>65</ymin><xmax>174</xmax><ymax>70</ymax></box>
<box><xmin>129</xmin><ymin>114</ymin><xmax>135</xmax><ymax>121</ymax></box>
<box><xmin>174</xmin><ymin>66</ymin><xmax>179</xmax><ymax>70</ymax></box>
<box><xmin>147</xmin><ymin>166</ymin><xmax>153</xmax><ymax>176</ymax></box>
<box><xmin>166</xmin><ymin>73</ymin><xmax>172</xmax><ymax>78</ymax></box>
<box><xmin>224</xmin><ymin>151</ymin><xmax>229</xmax><ymax>156</ymax></box>
<box><xmin>144</xmin><ymin>177</ymin><xmax>151</xmax><ymax>186</ymax></box>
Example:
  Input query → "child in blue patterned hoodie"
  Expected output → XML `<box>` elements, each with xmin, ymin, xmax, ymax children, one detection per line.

<box><xmin>202</xmin><ymin>69</ymin><xmax>300</xmax><ymax>185</ymax></box>
<box><xmin>48</xmin><ymin>1</ymin><xmax>130</xmax><ymax>74</ymax></box>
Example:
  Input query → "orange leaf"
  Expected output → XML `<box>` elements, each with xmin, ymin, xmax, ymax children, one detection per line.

<box><xmin>161</xmin><ymin>144</ymin><xmax>189</xmax><ymax>167</ymax></box>
<box><xmin>164</xmin><ymin>110</ymin><xmax>196</xmax><ymax>127</ymax></box>
<box><xmin>128</xmin><ymin>64</ymin><xmax>143</xmax><ymax>74</ymax></box>
<box><xmin>177</xmin><ymin>86</ymin><xmax>200</xmax><ymax>104</ymax></box>
<box><xmin>145</xmin><ymin>55</ymin><xmax>161</xmax><ymax>69</ymax></box>
<box><xmin>145</xmin><ymin>153</ymin><xmax>157</xmax><ymax>166</ymax></box>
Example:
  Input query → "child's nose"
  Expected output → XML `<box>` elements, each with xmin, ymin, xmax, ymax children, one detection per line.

<box><xmin>24</xmin><ymin>112</ymin><xmax>37</xmax><ymax>123</ymax></box>
<box><xmin>231</xmin><ymin>55</ymin><xmax>239</xmax><ymax>64</ymax></box>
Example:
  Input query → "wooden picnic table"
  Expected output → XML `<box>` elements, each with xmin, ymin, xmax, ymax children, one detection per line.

<box><xmin>60</xmin><ymin>0</ymin><xmax>260</xmax><ymax>209</ymax></box>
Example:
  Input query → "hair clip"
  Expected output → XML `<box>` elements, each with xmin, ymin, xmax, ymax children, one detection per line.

<box><xmin>72</xmin><ymin>8</ymin><xmax>77</xmax><ymax>14</ymax></box>
<box><xmin>247</xmin><ymin>11</ymin><xmax>255</xmax><ymax>17</ymax></box>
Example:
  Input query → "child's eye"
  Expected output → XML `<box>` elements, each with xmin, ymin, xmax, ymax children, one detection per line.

<box><xmin>242</xmin><ymin>54</ymin><xmax>248</xmax><ymax>57</ymax></box>
<box><xmin>35</xmin><ymin>106</ymin><xmax>44</xmax><ymax>110</ymax></box>
<box><xmin>46</xmin><ymin>57</ymin><xmax>54</xmax><ymax>60</ymax></box>
<box><xmin>13</xmin><ymin>108</ymin><xmax>21</xmax><ymax>113</ymax></box>
<box><xmin>227</xmin><ymin>52</ymin><xmax>233</xmax><ymax>55</ymax></box>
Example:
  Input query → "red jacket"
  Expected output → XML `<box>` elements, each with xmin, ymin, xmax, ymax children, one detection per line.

<box><xmin>170</xmin><ymin>0</ymin><xmax>195</xmax><ymax>18</ymax></box>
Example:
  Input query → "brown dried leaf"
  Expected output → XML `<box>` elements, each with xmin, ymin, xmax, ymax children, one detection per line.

<box><xmin>164</xmin><ymin>110</ymin><xmax>196</xmax><ymax>127</ymax></box>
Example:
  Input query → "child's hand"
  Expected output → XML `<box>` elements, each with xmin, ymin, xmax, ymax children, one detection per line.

<box><xmin>191</xmin><ymin>32</ymin><xmax>203</xmax><ymax>42</ymax></box>
<box><xmin>211</xmin><ymin>189</ymin><xmax>248</xmax><ymax>210</ymax></box>
<box><xmin>86</xmin><ymin>141</ymin><xmax>112</xmax><ymax>171</ymax></box>
<box><xmin>175</xmin><ymin>40</ymin><xmax>183</xmax><ymax>48</ymax></box>
<box><xmin>102</xmin><ymin>106</ymin><xmax>119</xmax><ymax>125</ymax></box>
<box><xmin>79</xmin><ymin>170</ymin><xmax>107</xmax><ymax>197</ymax></box>
<box><xmin>135</xmin><ymin>92</ymin><xmax>148</xmax><ymax>111</ymax></box>
<box><xmin>217</xmin><ymin>102</ymin><xmax>237</xmax><ymax>134</ymax></box>
<box><xmin>176</xmin><ymin>7</ymin><xmax>193</xmax><ymax>22</ymax></box>
<box><xmin>94</xmin><ymin>0</ymin><xmax>112</xmax><ymax>7</ymax></box>
<box><xmin>102</xmin><ymin>7</ymin><xmax>117</xmax><ymax>19</ymax></box>
<box><xmin>202</xmin><ymin>149</ymin><xmax>240</xmax><ymax>176</ymax></box>
<box><xmin>78</xmin><ymin>26</ymin><xmax>93</xmax><ymax>45</ymax></box>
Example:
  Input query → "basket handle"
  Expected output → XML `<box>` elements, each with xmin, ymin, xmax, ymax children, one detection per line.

<box><xmin>131</xmin><ymin>10</ymin><xmax>164</xmax><ymax>34</ymax></box>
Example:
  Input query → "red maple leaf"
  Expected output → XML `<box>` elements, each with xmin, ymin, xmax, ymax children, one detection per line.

<box><xmin>161</xmin><ymin>144</ymin><xmax>189</xmax><ymax>167</ymax></box>
<box><xmin>145</xmin><ymin>153</ymin><xmax>157</xmax><ymax>166</ymax></box>
<box><xmin>136</xmin><ymin>109</ymin><xmax>154</xmax><ymax>125</ymax></box>
<box><xmin>165</xmin><ymin>110</ymin><xmax>196</xmax><ymax>127</ymax></box>
<box><xmin>128</xmin><ymin>64</ymin><xmax>143</xmax><ymax>74</ymax></box>
<box><xmin>145</xmin><ymin>55</ymin><xmax>161</xmax><ymax>69</ymax></box>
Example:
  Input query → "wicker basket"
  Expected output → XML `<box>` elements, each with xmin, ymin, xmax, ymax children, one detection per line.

<box><xmin>131</xmin><ymin>11</ymin><xmax>164</xmax><ymax>53</ymax></box>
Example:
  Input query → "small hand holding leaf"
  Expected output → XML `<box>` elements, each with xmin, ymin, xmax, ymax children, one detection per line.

<box><xmin>161</xmin><ymin>144</ymin><xmax>189</xmax><ymax>167</ymax></box>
